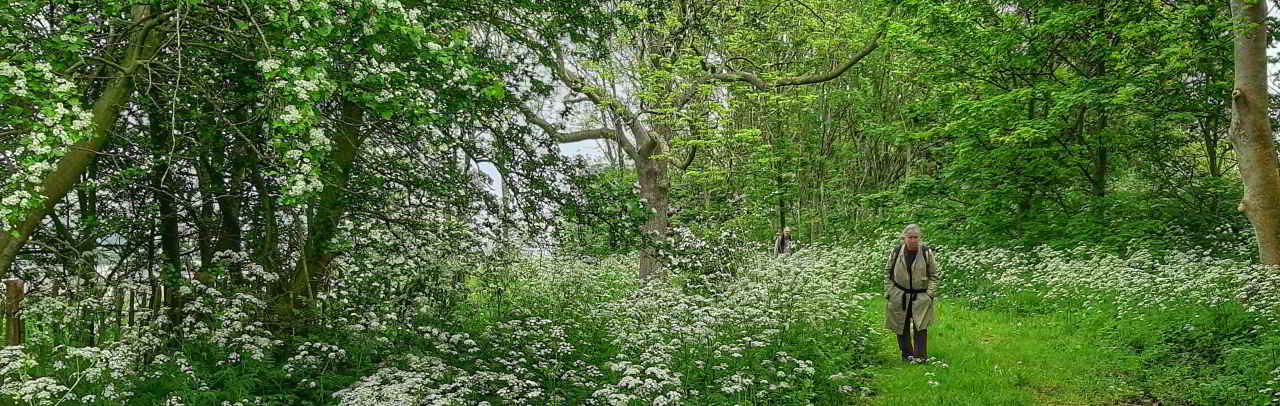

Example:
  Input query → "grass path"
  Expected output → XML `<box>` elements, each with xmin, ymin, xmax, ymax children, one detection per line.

<box><xmin>854</xmin><ymin>298</ymin><xmax>1141</xmax><ymax>405</ymax></box>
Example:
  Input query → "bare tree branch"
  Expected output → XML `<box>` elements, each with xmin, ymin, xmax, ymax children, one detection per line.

<box><xmin>677</xmin><ymin>145</ymin><xmax>698</xmax><ymax>170</ymax></box>
<box><xmin>185</xmin><ymin>41</ymin><xmax>255</xmax><ymax>62</ymax></box>
<box><xmin>86</xmin><ymin>55</ymin><xmax>129</xmax><ymax>75</ymax></box>
<box><xmin>560</xmin><ymin>128</ymin><xmax>620</xmax><ymax>143</ymax></box>
<box><xmin>670</xmin><ymin>4</ymin><xmax>898</xmax><ymax>109</ymax></box>
<box><xmin>544</xmin><ymin>45</ymin><xmax>657</xmax><ymax>159</ymax></box>
<box><xmin>516</xmin><ymin>104</ymin><xmax>560</xmax><ymax>134</ymax></box>
<box><xmin>518</xmin><ymin>103</ymin><xmax>618</xmax><ymax>144</ymax></box>
<box><xmin>724</xmin><ymin>56</ymin><xmax>763</xmax><ymax>71</ymax></box>
<box><xmin>792</xmin><ymin>0</ymin><xmax>829</xmax><ymax>26</ymax></box>
<box><xmin>484</xmin><ymin>24</ymin><xmax>656</xmax><ymax>160</ymax></box>
<box><xmin>772</xmin><ymin>27</ymin><xmax>884</xmax><ymax>87</ymax></box>
<box><xmin>607</xmin><ymin>110</ymin><xmax>640</xmax><ymax>157</ymax></box>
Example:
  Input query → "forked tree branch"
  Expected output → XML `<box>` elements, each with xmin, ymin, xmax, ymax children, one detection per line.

<box><xmin>672</xmin><ymin>4</ymin><xmax>898</xmax><ymax>108</ymax></box>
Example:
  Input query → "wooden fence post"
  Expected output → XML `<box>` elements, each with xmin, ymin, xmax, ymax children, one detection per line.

<box><xmin>5</xmin><ymin>279</ymin><xmax>24</xmax><ymax>346</ymax></box>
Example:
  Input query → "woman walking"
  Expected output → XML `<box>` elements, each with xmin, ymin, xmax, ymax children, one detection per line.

<box><xmin>774</xmin><ymin>226</ymin><xmax>795</xmax><ymax>256</ymax></box>
<box><xmin>884</xmin><ymin>224</ymin><xmax>939</xmax><ymax>363</ymax></box>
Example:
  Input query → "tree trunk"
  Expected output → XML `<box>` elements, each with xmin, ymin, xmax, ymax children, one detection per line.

<box><xmin>76</xmin><ymin>161</ymin><xmax>102</xmax><ymax>347</ymax></box>
<box><xmin>1089</xmin><ymin>55</ymin><xmax>1109</xmax><ymax>197</ymax></box>
<box><xmin>148</xmin><ymin>104</ymin><xmax>184</xmax><ymax>309</ymax></box>
<box><xmin>0</xmin><ymin>4</ymin><xmax>164</xmax><ymax>276</ymax></box>
<box><xmin>1090</xmin><ymin>111</ymin><xmax>1108</xmax><ymax>197</ymax></box>
<box><xmin>209</xmin><ymin>151</ymin><xmax>246</xmax><ymax>256</ymax></box>
<box><xmin>197</xmin><ymin>142</ymin><xmax>246</xmax><ymax>283</ymax></box>
<box><xmin>634</xmin><ymin>154</ymin><xmax>669</xmax><ymax>279</ymax></box>
<box><xmin>194</xmin><ymin>161</ymin><xmax>217</xmax><ymax>273</ymax></box>
<box><xmin>5</xmin><ymin>279</ymin><xmax>22</xmax><ymax>346</ymax></box>
<box><xmin>216</xmin><ymin>65</ymin><xmax>261</xmax><ymax>259</ymax></box>
<box><xmin>127</xmin><ymin>285</ymin><xmax>136</xmax><ymax>326</ymax></box>
<box><xmin>1202</xmin><ymin>116</ymin><xmax>1223</xmax><ymax>178</ymax></box>
<box><xmin>76</xmin><ymin>159</ymin><xmax>101</xmax><ymax>262</ymax></box>
<box><xmin>288</xmin><ymin>97</ymin><xmax>367</xmax><ymax>309</ymax></box>
<box><xmin>1229</xmin><ymin>0</ymin><xmax>1280</xmax><ymax>265</ymax></box>
<box><xmin>248</xmin><ymin>158</ymin><xmax>280</xmax><ymax>275</ymax></box>
<box><xmin>146</xmin><ymin>236</ymin><xmax>160</xmax><ymax>312</ymax></box>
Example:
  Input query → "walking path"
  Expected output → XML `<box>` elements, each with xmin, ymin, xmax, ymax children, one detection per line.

<box><xmin>855</xmin><ymin>298</ymin><xmax>1140</xmax><ymax>405</ymax></box>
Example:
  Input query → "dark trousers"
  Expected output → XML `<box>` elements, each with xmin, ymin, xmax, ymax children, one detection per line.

<box><xmin>896</xmin><ymin>303</ymin><xmax>928</xmax><ymax>360</ymax></box>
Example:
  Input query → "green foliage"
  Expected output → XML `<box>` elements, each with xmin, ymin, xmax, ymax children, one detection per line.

<box><xmin>628</xmin><ymin>0</ymin><xmax>1250</xmax><ymax>259</ymax></box>
<box><xmin>660</xmin><ymin>226</ymin><xmax>759</xmax><ymax>288</ymax></box>
<box><xmin>861</xmin><ymin>297</ymin><xmax>1137</xmax><ymax>405</ymax></box>
<box><xmin>1112</xmin><ymin>301</ymin><xmax>1275</xmax><ymax>406</ymax></box>
<box><xmin>328</xmin><ymin>253</ymin><xmax>879</xmax><ymax>405</ymax></box>
<box><xmin>927</xmin><ymin>241</ymin><xmax>1280</xmax><ymax>406</ymax></box>
<box><xmin>558</xmin><ymin>166</ymin><xmax>649</xmax><ymax>256</ymax></box>
<box><xmin>3</xmin><ymin>1</ymin><xmax>1277</xmax><ymax>405</ymax></box>
<box><xmin>870</xmin><ymin>171</ymin><xmax>1250</xmax><ymax>256</ymax></box>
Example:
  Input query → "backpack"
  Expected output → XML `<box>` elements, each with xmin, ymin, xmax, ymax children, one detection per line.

<box><xmin>886</xmin><ymin>244</ymin><xmax>930</xmax><ymax>280</ymax></box>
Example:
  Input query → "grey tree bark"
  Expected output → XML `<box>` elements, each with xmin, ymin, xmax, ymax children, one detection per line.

<box><xmin>1229</xmin><ymin>0</ymin><xmax>1280</xmax><ymax>264</ymax></box>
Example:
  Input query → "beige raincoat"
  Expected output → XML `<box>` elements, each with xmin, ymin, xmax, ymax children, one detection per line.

<box><xmin>884</xmin><ymin>244</ymin><xmax>939</xmax><ymax>335</ymax></box>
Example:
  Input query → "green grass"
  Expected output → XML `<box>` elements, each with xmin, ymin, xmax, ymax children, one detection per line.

<box><xmin>855</xmin><ymin>298</ymin><xmax>1140</xmax><ymax>406</ymax></box>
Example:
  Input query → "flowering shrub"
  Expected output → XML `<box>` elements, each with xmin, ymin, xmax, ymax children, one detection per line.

<box><xmin>0</xmin><ymin>60</ymin><xmax>96</xmax><ymax>233</ymax></box>
<box><xmin>659</xmin><ymin>226</ymin><xmax>762</xmax><ymax>282</ymax></box>
<box><xmin>330</xmin><ymin>250</ymin><xmax>881</xmax><ymax>405</ymax></box>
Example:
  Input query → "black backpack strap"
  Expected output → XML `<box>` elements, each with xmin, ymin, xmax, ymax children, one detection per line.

<box><xmin>889</xmin><ymin>243</ymin><xmax>929</xmax><ymax>311</ymax></box>
<box><xmin>887</xmin><ymin>244</ymin><xmax>901</xmax><ymax>280</ymax></box>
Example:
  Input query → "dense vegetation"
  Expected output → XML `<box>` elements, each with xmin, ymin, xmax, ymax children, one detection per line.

<box><xmin>2</xmin><ymin>0</ymin><xmax>1279</xmax><ymax>405</ymax></box>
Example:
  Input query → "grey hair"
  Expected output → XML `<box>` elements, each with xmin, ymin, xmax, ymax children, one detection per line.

<box><xmin>901</xmin><ymin>224</ymin><xmax>922</xmax><ymax>237</ymax></box>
